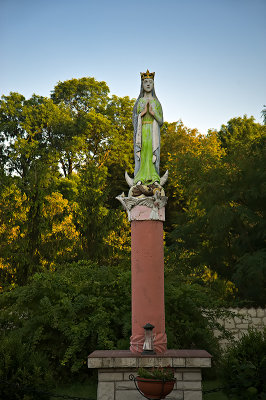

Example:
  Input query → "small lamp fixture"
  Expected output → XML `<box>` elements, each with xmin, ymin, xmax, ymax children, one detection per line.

<box><xmin>142</xmin><ymin>323</ymin><xmax>156</xmax><ymax>355</ymax></box>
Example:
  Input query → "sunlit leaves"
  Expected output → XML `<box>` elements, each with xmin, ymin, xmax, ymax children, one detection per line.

<box><xmin>164</xmin><ymin>116</ymin><xmax>266</xmax><ymax>305</ymax></box>
<box><xmin>51</xmin><ymin>77</ymin><xmax>110</xmax><ymax>114</ymax></box>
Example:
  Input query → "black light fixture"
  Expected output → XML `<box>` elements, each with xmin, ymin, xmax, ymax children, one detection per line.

<box><xmin>142</xmin><ymin>323</ymin><xmax>156</xmax><ymax>355</ymax></box>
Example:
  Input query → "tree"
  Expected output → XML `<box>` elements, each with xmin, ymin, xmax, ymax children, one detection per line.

<box><xmin>160</xmin><ymin>121</ymin><xmax>225</xmax><ymax>236</ymax></box>
<box><xmin>218</xmin><ymin>115</ymin><xmax>264</xmax><ymax>154</ymax></box>
<box><xmin>51</xmin><ymin>77</ymin><xmax>110</xmax><ymax>114</ymax></box>
<box><xmin>51</xmin><ymin>79</ymin><xmax>135</xmax><ymax>198</ymax></box>
<box><xmin>164</xmin><ymin>116</ymin><xmax>266</xmax><ymax>305</ymax></box>
<box><xmin>0</xmin><ymin>81</ymin><xmax>134</xmax><ymax>285</ymax></box>
<box><xmin>50</xmin><ymin>77</ymin><xmax>111</xmax><ymax>176</ymax></box>
<box><xmin>73</xmin><ymin>162</ymin><xmax>130</xmax><ymax>263</ymax></box>
<box><xmin>262</xmin><ymin>106</ymin><xmax>266</xmax><ymax>125</ymax></box>
<box><xmin>0</xmin><ymin>93</ymin><xmax>66</xmax><ymax>285</ymax></box>
<box><xmin>0</xmin><ymin>182</ymin><xmax>27</xmax><ymax>288</ymax></box>
<box><xmin>105</xmin><ymin>95</ymin><xmax>135</xmax><ymax>203</ymax></box>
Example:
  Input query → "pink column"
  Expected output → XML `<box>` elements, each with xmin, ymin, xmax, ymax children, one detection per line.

<box><xmin>130</xmin><ymin>207</ymin><xmax>167</xmax><ymax>354</ymax></box>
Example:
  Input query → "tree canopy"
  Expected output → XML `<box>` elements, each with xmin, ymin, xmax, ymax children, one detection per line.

<box><xmin>0</xmin><ymin>78</ymin><xmax>265</xmax><ymax>305</ymax></box>
<box><xmin>0</xmin><ymin>77</ymin><xmax>265</xmax><ymax>396</ymax></box>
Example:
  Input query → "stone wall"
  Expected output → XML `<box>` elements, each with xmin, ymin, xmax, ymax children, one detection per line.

<box><xmin>88</xmin><ymin>349</ymin><xmax>212</xmax><ymax>400</ymax></box>
<box><xmin>98</xmin><ymin>368</ymin><xmax>203</xmax><ymax>400</ymax></box>
<box><xmin>214</xmin><ymin>308</ymin><xmax>266</xmax><ymax>348</ymax></box>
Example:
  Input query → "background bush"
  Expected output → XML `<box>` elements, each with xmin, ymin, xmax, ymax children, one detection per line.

<box><xmin>221</xmin><ymin>329</ymin><xmax>266</xmax><ymax>399</ymax></box>
<box><xmin>0</xmin><ymin>334</ymin><xmax>52</xmax><ymax>400</ymax></box>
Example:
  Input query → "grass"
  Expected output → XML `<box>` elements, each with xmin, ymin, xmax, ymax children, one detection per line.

<box><xmin>203</xmin><ymin>379</ymin><xmax>228</xmax><ymax>399</ymax></box>
<box><xmin>49</xmin><ymin>379</ymin><xmax>228</xmax><ymax>400</ymax></box>
<box><xmin>51</xmin><ymin>381</ymin><xmax>97</xmax><ymax>400</ymax></box>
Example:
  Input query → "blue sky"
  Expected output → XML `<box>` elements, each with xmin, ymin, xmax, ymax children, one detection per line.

<box><xmin>1</xmin><ymin>0</ymin><xmax>265</xmax><ymax>133</ymax></box>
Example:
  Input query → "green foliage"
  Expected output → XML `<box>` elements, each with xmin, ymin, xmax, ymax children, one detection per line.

<box><xmin>0</xmin><ymin>260</ymin><xmax>131</xmax><ymax>381</ymax></box>
<box><xmin>51</xmin><ymin>77</ymin><xmax>110</xmax><ymax>114</ymax></box>
<box><xmin>0</xmin><ymin>92</ymin><xmax>65</xmax><ymax>285</ymax></box>
<box><xmin>74</xmin><ymin>163</ymin><xmax>113</xmax><ymax>260</ymax></box>
<box><xmin>0</xmin><ymin>259</ymin><xmax>228</xmax><ymax>385</ymax></box>
<box><xmin>221</xmin><ymin>329</ymin><xmax>266</xmax><ymax>399</ymax></box>
<box><xmin>1</xmin><ymin>81</ymin><xmax>265</xmax><ymax>304</ymax></box>
<box><xmin>219</xmin><ymin>115</ymin><xmax>265</xmax><ymax>153</ymax></box>
<box><xmin>0</xmin><ymin>333</ymin><xmax>52</xmax><ymax>400</ymax></box>
<box><xmin>0</xmin><ymin>79</ymin><xmax>134</xmax><ymax>287</ymax></box>
<box><xmin>74</xmin><ymin>162</ymin><xmax>130</xmax><ymax>262</ymax></box>
<box><xmin>138</xmin><ymin>366</ymin><xmax>175</xmax><ymax>381</ymax></box>
<box><xmin>50</xmin><ymin>78</ymin><xmax>134</xmax><ymax>182</ymax></box>
<box><xmin>165</xmin><ymin>271</ymin><xmax>230</xmax><ymax>362</ymax></box>
<box><xmin>0</xmin><ymin>181</ymin><xmax>80</xmax><ymax>287</ymax></box>
<box><xmin>233</xmin><ymin>250</ymin><xmax>266</xmax><ymax>306</ymax></box>
<box><xmin>163</xmin><ymin>117</ymin><xmax>266</xmax><ymax>306</ymax></box>
<box><xmin>0</xmin><ymin>92</ymin><xmax>61</xmax><ymax>177</ymax></box>
<box><xmin>202</xmin><ymin>380</ymin><xmax>228</xmax><ymax>400</ymax></box>
<box><xmin>0</xmin><ymin>80</ymin><xmax>266</xmax><ymax>391</ymax></box>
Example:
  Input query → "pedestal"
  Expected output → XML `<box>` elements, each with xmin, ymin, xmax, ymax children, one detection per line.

<box><xmin>88</xmin><ymin>350</ymin><xmax>211</xmax><ymax>400</ymax></box>
<box><xmin>127</xmin><ymin>202</ymin><xmax>167</xmax><ymax>354</ymax></box>
<box><xmin>130</xmin><ymin>217</ymin><xmax>167</xmax><ymax>354</ymax></box>
<box><xmin>89</xmin><ymin>195</ymin><xmax>212</xmax><ymax>399</ymax></box>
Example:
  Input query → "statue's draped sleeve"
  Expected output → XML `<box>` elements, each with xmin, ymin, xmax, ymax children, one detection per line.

<box><xmin>150</xmin><ymin>99</ymin><xmax>163</xmax><ymax>160</ymax></box>
<box><xmin>149</xmin><ymin>98</ymin><xmax>163</xmax><ymax>126</ymax></box>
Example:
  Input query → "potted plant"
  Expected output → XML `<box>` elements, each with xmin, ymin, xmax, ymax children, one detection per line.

<box><xmin>135</xmin><ymin>366</ymin><xmax>176</xmax><ymax>399</ymax></box>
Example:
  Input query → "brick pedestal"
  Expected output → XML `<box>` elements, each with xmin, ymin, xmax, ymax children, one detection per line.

<box><xmin>131</xmin><ymin>219</ymin><xmax>166</xmax><ymax>353</ymax></box>
<box><xmin>130</xmin><ymin>205</ymin><xmax>167</xmax><ymax>354</ymax></box>
<box><xmin>88</xmin><ymin>350</ymin><xmax>211</xmax><ymax>400</ymax></box>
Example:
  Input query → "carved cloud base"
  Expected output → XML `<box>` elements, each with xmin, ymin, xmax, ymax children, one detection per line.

<box><xmin>116</xmin><ymin>194</ymin><xmax>168</xmax><ymax>222</ymax></box>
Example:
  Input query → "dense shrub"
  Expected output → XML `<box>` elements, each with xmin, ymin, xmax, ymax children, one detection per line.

<box><xmin>165</xmin><ymin>273</ymin><xmax>230</xmax><ymax>362</ymax></box>
<box><xmin>0</xmin><ymin>260</ymin><xmax>228</xmax><ymax>390</ymax></box>
<box><xmin>0</xmin><ymin>334</ymin><xmax>52</xmax><ymax>400</ymax></box>
<box><xmin>221</xmin><ymin>329</ymin><xmax>266</xmax><ymax>399</ymax></box>
<box><xmin>0</xmin><ymin>260</ymin><xmax>131</xmax><ymax>386</ymax></box>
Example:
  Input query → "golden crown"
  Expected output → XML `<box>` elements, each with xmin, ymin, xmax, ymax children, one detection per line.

<box><xmin>140</xmin><ymin>69</ymin><xmax>155</xmax><ymax>80</ymax></box>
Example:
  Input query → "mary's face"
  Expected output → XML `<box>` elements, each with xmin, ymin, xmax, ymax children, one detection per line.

<box><xmin>143</xmin><ymin>79</ymin><xmax>154</xmax><ymax>93</ymax></box>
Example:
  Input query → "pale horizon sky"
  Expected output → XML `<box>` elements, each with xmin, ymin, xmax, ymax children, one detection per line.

<box><xmin>0</xmin><ymin>0</ymin><xmax>265</xmax><ymax>134</ymax></box>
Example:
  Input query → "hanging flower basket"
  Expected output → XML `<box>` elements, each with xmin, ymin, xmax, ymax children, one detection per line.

<box><xmin>130</xmin><ymin>366</ymin><xmax>176</xmax><ymax>399</ymax></box>
<box><xmin>136</xmin><ymin>376</ymin><xmax>175</xmax><ymax>399</ymax></box>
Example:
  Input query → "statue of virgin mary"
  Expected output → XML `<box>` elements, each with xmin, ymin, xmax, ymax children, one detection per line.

<box><xmin>132</xmin><ymin>70</ymin><xmax>163</xmax><ymax>185</ymax></box>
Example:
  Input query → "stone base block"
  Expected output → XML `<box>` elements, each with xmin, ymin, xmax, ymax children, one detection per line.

<box><xmin>88</xmin><ymin>350</ymin><xmax>211</xmax><ymax>400</ymax></box>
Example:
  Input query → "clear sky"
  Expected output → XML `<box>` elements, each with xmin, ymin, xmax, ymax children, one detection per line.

<box><xmin>1</xmin><ymin>0</ymin><xmax>265</xmax><ymax>134</ymax></box>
